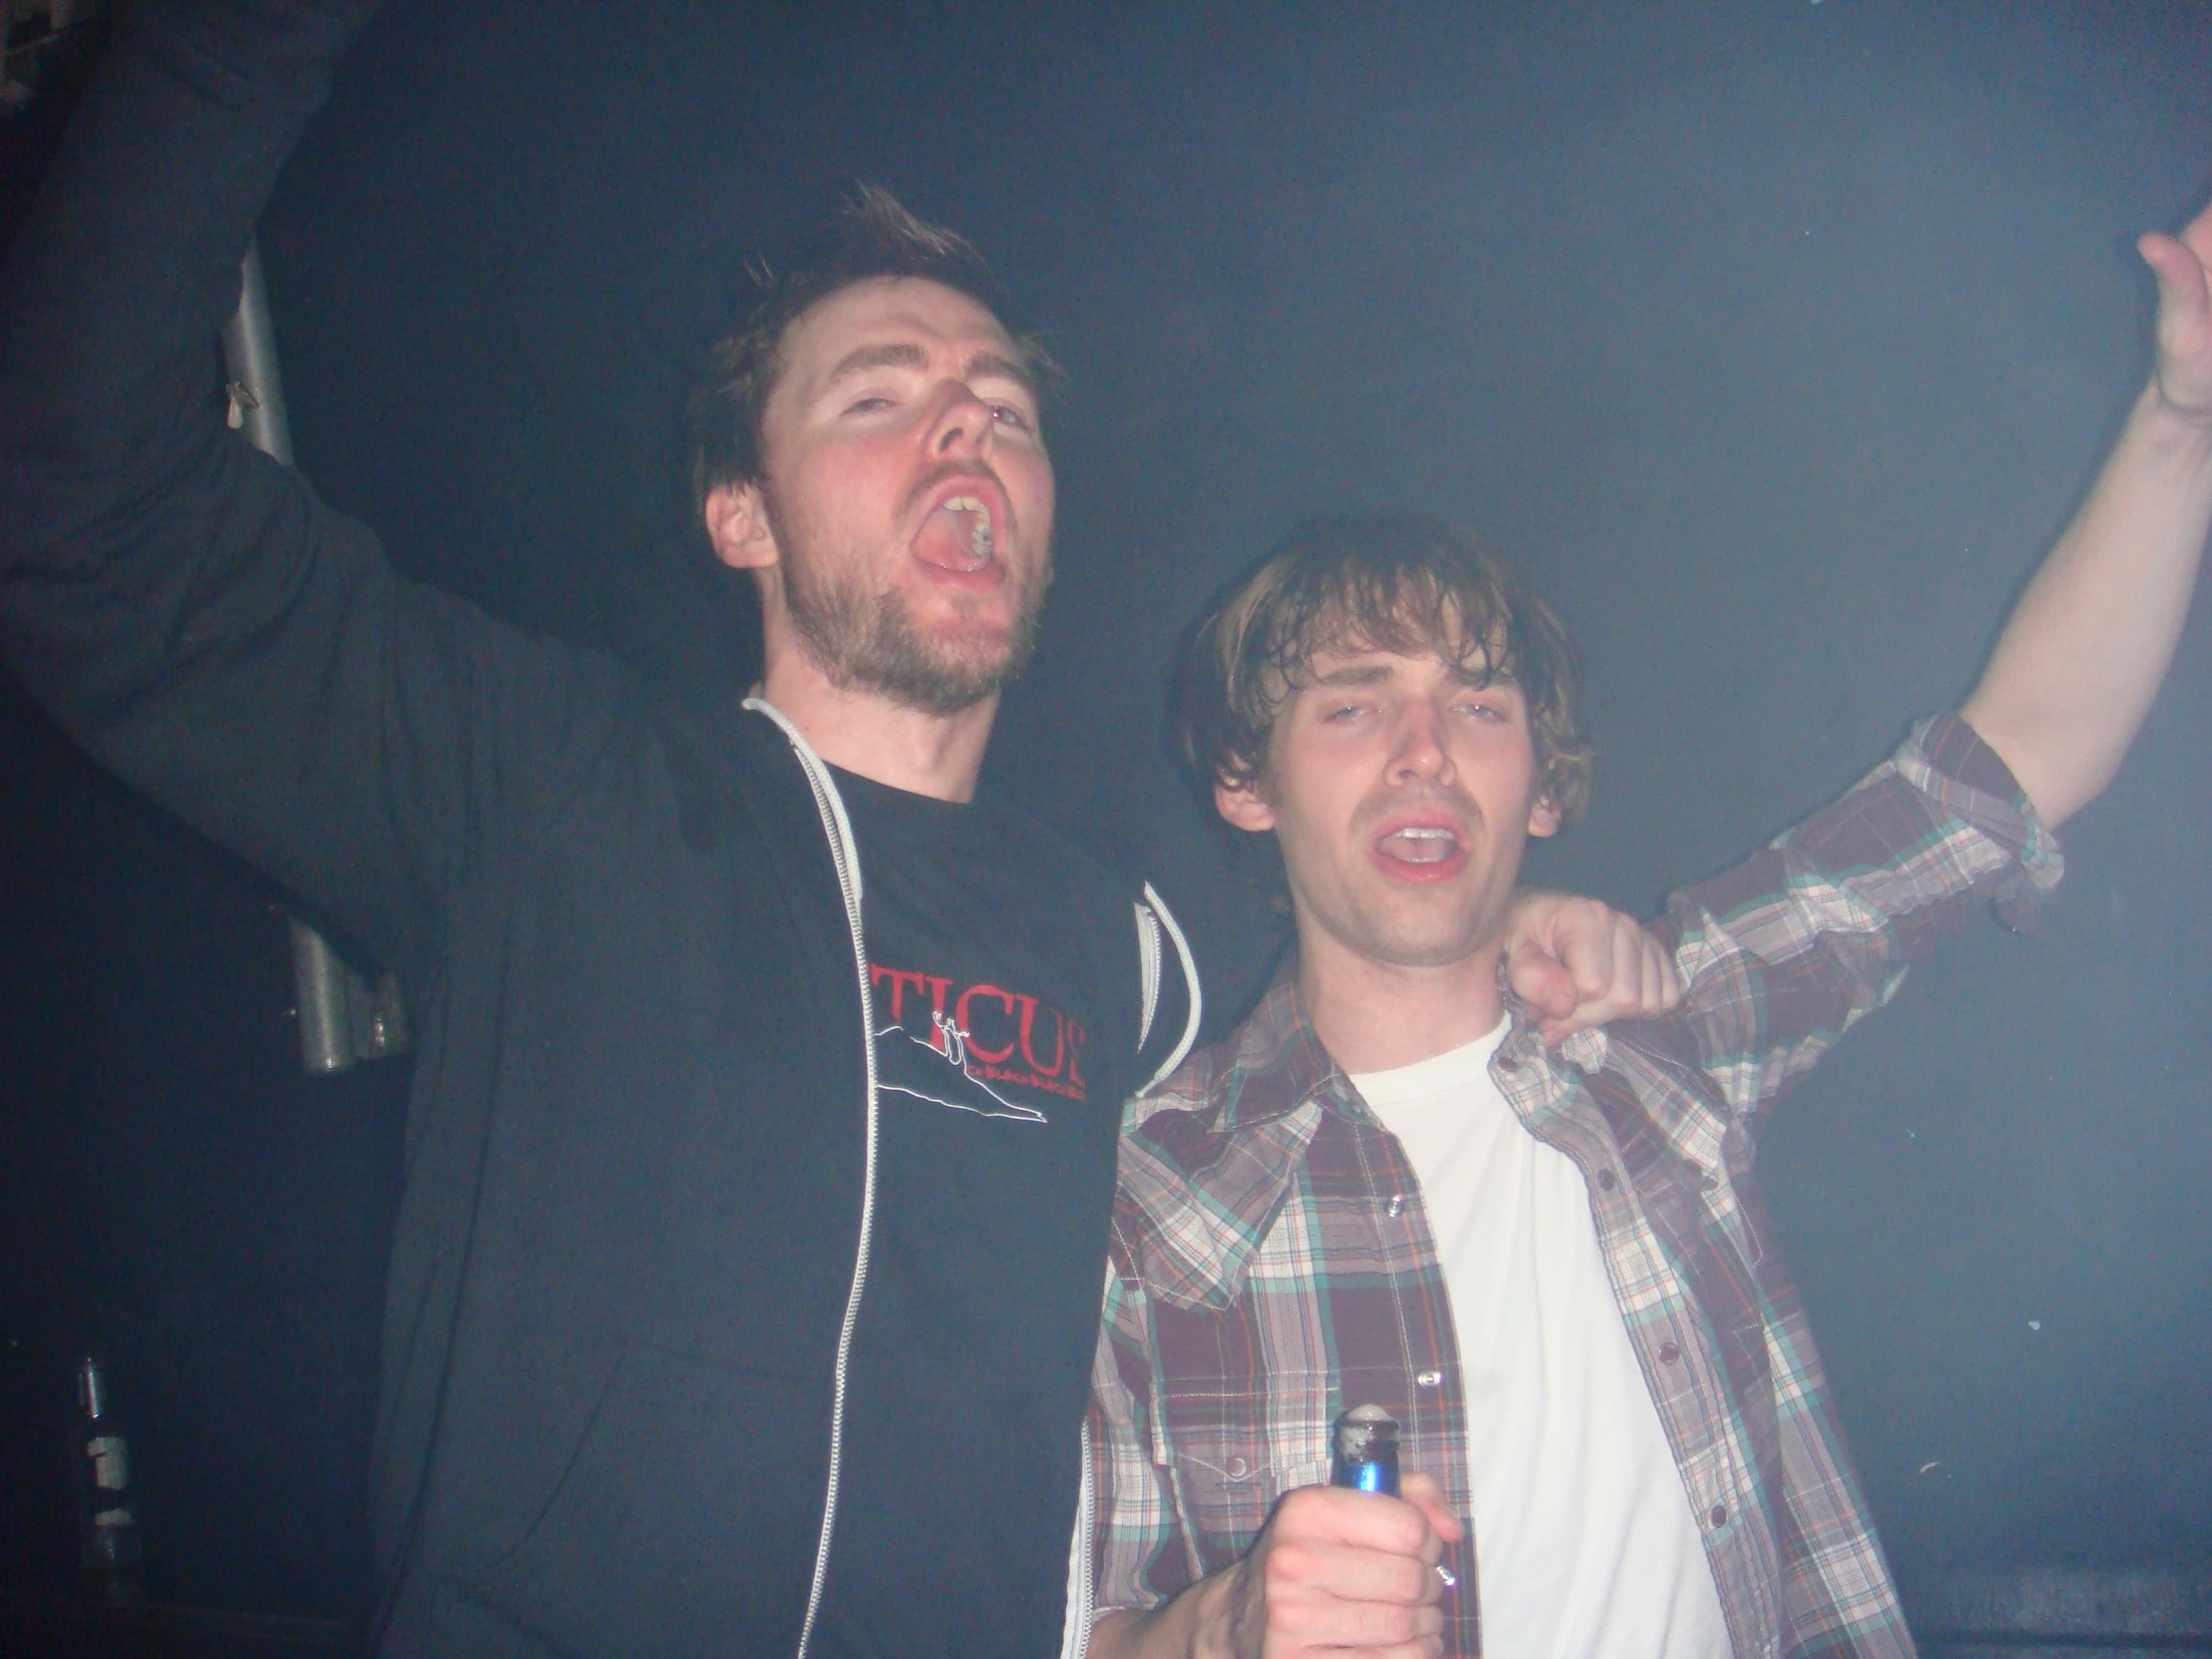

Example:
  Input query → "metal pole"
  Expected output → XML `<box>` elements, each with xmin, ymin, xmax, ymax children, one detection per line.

<box><xmin>220</xmin><ymin>241</ymin><xmax>409</xmax><ymax>1074</ymax></box>
<box><xmin>221</xmin><ymin>244</ymin><xmax>294</xmax><ymax>463</ymax></box>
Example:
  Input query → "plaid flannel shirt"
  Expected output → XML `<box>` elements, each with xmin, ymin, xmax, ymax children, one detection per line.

<box><xmin>1089</xmin><ymin>713</ymin><xmax>2061</xmax><ymax>1658</ymax></box>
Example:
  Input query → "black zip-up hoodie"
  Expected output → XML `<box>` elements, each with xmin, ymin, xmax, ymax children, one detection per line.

<box><xmin>0</xmin><ymin>5</ymin><xmax>1195</xmax><ymax>1653</ymax></box>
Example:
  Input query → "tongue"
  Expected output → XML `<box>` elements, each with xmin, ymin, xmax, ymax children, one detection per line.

<box><xmin>914</xmin><ymin>505</ymin><xmax>988</xmax><ymax>572</ymax></box>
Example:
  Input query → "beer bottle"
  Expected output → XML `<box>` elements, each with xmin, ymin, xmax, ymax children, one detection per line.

<box><xmin>73</xmin><ymin>1354</ymin><xmax>145</xmax><ymax>1601</ymax></box>
<box><xmin>1330</xmin><ymin>1403</ymin><xmax>1400</xmax><ymax>1496</ymax></box>
<box><xmin>1330</xmin><ymin>1403</ymin><xmax>1457</xmax><ymax>1591</ymax></box>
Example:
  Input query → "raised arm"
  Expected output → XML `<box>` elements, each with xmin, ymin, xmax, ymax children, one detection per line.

<box><xmin>1960</xmin><ymin>199</ymin><xmax>2212</xmax><ymax>830</ymax></box>
<box><xmin>0</xmin><ymin>1</ymin><xmax>620</xmax><ymax>979</ymax></box>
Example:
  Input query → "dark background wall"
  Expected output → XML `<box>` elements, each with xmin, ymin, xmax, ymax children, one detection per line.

<box><xmin>2</xmin><ymin>0</ymin><xmax>2208</xmax><ymax>1630</ymax></box>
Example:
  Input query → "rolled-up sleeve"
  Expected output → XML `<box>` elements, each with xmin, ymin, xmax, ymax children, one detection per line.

<box><xmin>1665</xmin><ymin>711</ymin><xmax>2063</xmax><ymax>1133</ymax></box>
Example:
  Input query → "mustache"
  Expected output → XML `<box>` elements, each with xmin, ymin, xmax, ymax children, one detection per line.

<box><xmin>1355</xmin><ymin>782</ymin><xmax>1477</xmax><ymax>830</ymax></box>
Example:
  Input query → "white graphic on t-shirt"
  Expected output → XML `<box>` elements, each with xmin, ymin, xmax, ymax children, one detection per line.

<box><xmin>874</xmin><ymin>1012</ymin><xmax>1047</xmax><ymax>1124</ymax></box>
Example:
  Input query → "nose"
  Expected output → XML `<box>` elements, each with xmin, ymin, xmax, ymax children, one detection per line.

<box><xmin>927</xmin><ymin>378</ymin><xmax>996</xmax><ymax>458</ymax></box>
<box><xmin>1387</xmin><ymin>702</ymin><xmax>1452</xmax><ymax>785</ymax></box>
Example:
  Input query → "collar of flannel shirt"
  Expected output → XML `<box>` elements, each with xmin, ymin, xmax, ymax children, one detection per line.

<box><xmin>1120</xmin><ymin>956</ymin><xmax>1601</xmax><ymax>1314</ymax></box>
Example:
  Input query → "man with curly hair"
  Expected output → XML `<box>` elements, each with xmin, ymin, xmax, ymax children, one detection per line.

<box><xmin>1085</xmin><ymin>196</ymin><xmax>2212</xmax><ymax>1659</ymax></box>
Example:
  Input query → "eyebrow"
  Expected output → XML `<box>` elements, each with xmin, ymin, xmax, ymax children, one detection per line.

<box><xmin>1313</xmin><ymin>663</ymin><xmax>1394</xmax><ymax>688</ymax></box>
<box><xmin>1309</xmin><ymin>660</ymin><xmax>1518</xmax><ymax>689</ymax></box>
<box><xmin>1447</xmin><ymin>662</ymin><xmax>1516</xmax><ymax>688</ymax></box>
<box><xmin>964</xmin><ymin>348</ymin><xmax>1037</xmax><ymax>393</ymax></box>
<box><xmin>821</xmin><ymin>342</ymin><xmax>1037</xmax><ymax>395</ymax></box>
<box><xmin>824</xmin><ymin>342</ymin><xmax>925</xmax><ymax>386</ymax></box>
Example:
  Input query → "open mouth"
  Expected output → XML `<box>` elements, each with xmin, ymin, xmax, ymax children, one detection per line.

<box><xmin>914</xmin><ymin>493</ymin><xmax>996</xmax><ymax>573</ymax></box>
<box><xmin>1371</xmin><ymin>821</ymin><xmax>1470</xmax><ymax>881</ymax></box>
<box><xmin>1377</xmin><ymin>826</ymin><xmax>1461</xmax><ymax>865</ymax></box>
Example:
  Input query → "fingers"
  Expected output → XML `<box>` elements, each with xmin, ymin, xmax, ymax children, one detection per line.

<box><xmin>1235</xmin><ymin>1485</ymin><xmax>1456</xmax><ymax>1655</ymax></box>
<box><xmin>1505</xmin><ymin>936</ymin><xmax>1578</xmax><ymax>1023</ymax></box>
<box><xmin>1268</xmin><ymin>1485</ymin><xmax>1439</xmax><ymax>1560</ymax></box>
<box><xmin>1397</xmin><ymin>1472</ymin><xmax>1466</xmax><ymax>1546</ymax></box>
<box><xmin>2142</xmin><ymin>196</ymin><xmax>2212</xmax><ymax>299</ymax></box>
<box><xmin>2179</xmin><ymin>195</ymin><xmax>2212</xmax><ymax>266</ymax></box>
<box><xmin>2138</xmin><ymin>207</ymin><xmax>2212</xmax><ymax>421</ymax></box>
<box><xmin>1262</xmin><ymin>1528</ymin><xmax>1446</xmax><ymax>1608</ymax></box>
<box><xmin>1506</xmin><ymin>893</ymin><xmax>1682</xmax><ymax>1044</ymax></box>
<box><xmin>1644</xmin><ymin>925</ymin><xmax>1687</xmax><ymax>1012</ymax></box>
<box><xmin>1558</xmin><ymin>895</ymin><xmax>1631</xmax><ymax>1000</ymax></box>
<box><xmin>2139</xmin><ymin>231</ymin><xmax>2210</xmax><ymax>325</ymax></box>
<box><xmin>1249</xmin><ymin>1546</ymin><xmax>1446</xmax><ymax>1658</ymax></box>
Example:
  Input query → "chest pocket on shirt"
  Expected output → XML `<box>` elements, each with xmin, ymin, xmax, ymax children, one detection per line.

<box><xmin>1162</xmin><ymin>1425</ymin><xmax>1330</xmax><ymax>1570</ymax></box>
<box><xmin>1151</xmin><ymin>1302</ymin><xmax>1336</xmax><ymax>1568</ymax></box>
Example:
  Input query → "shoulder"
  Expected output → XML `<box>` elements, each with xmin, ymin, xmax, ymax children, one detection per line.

<box><xmin>1112</xmin><ymin>1009</ymin><xmax>1344</xmax><ymax>1311</ymax></box>
<box><xmin>613</xmin><ymin>687</ymin><xmax>848</xmax><ymax>873</ymax></box>
<box><xmin>1127</xmin><ymin>1034</ymin><xmax>1243</xmax><ymax>1150</ymax></box>
<box><xmin>1122</xmin><ymin>986</ymin><xmax>1329</xmax><ymax>1197</ymax></box>
<box><xmin>971</xmin><ymin>786</ymin><xmax>1138</xmax><ymax>902</ymax></box>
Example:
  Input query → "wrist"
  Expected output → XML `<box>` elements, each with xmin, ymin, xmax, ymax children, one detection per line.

<box><xmin>2144</xmin><ymin>371</ymin><xmax>2212</xmax><ymax>450</ymax></box>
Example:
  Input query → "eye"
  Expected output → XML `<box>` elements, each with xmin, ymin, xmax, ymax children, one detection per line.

<box><xmin>988</xmin><ymin>401</ymin><xmax>1034</xmax><ymax>431</ymax></box>
<box><xmin>843</xmin><ymin>394</ymin><xmax>895</xmax><ymax>416</ymax></box>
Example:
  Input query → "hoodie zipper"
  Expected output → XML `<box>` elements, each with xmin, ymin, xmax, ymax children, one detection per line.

<box><xmin>747</xmin><ymin>699</ymin><xmax>878</xmax><ymax>1659</ymax></box>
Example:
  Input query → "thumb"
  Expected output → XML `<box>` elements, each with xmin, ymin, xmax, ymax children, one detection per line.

<box><xmin>1506</xmin><ymin>936</ymin><xmax>1577</xmax><ymax>1023</ymax></box>
<box><xmin>2138</xmin><ymin>228</ymin><xmax>2212</xmax><ymax>415</ymax></box>
<box><xmin>1398</xmin><ymin>1471</ymin><xmax>1465</xmax><ymax>1545</ymax></box>
<box><xmin>2139</xmin><ymin>231</ymin><xmax>2210</xmax><ymax>325</ymax></box>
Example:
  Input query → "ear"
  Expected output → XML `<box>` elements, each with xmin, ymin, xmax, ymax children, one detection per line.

<box><xmin>703</xmin><ymin>481</ymin><xmax>779</xmax><ymax>572</ymax></box>
<box><xmin>1215</xmin><ymin>776</ymin><xmax>1278</xmax><ymax>834</ymax></box>
<box><xmin>1526</xmin><ymin>794</ymin><xmax>1563</xmax><ymax>839</ymax></box>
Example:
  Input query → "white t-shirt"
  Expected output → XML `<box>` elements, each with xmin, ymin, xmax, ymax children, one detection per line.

<box><xmin>1351</xmin><ymin>1025</ymin><xmax>1730</xmax><ymax>1659</ymax></box>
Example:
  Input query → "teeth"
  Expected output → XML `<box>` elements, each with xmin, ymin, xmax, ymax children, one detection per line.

<box><xmin>1382</xmin><ymin>827</ymin><xmax>1458</xmax><ymax>864</ymax></box>
<box><xmin>942</xmin><ymin>495</ymin><xmax>993</xmax><ymax>562</ymax></box>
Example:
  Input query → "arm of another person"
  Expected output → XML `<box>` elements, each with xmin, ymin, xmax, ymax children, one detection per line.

<box><xmin>1959</xmin><ymin>202</ymin><xmax>2212</xmax><ymax>829</ymax></box>
<box><xmin>0</xmin><ymin>0</ymin><xmax>622</xmax><ymax>979</ymax></box>
<box><xmin>1504</xmin><ymin>890</ymin><xmax>1683</xmax><ymax>1043</ymax></box>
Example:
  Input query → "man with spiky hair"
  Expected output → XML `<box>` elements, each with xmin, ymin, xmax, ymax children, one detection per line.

<box><xmin>0</xmin><ymin>5</ymin><xmax>1663</xmax><ymax>1655</ymax></box>
<box><xmin>1086</xmin><ymin>196</ymin><xmax>2212</xmax><ymax>1659</ymax></box>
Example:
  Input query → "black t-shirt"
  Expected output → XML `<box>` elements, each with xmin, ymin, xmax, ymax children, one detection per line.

<box><xmin>816</xmin><ymin>768</ymin><xmax>1172</xmax><ymax>1657</ymax></box>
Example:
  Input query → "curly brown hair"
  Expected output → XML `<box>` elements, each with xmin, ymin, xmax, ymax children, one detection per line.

<box><xmin>1172</xmin><ymin>513</ymin><xmax>1593</xmax><ymax>826</ymax></box>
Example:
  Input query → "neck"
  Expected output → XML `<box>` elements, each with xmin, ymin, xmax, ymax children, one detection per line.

<box><xmin>757</xmin><ymin>653</ymin><xmax>997</xmax><ymax>803</ymax></box>
<box><xmin>1298</xmin><ymin>929</ymin><xmax>1507</xmax><ymax>1075</ymax></box>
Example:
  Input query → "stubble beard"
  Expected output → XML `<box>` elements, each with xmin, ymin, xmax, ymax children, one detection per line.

<box><xmin>1303</xmin><ymin>880</ymin><xmax>1516</xmax><ymax>974</ymax></box>
<box><xmin>1307</xmin><ymin>790</ymin><xmax>1524</xmax><ymax>971</ymax></box>
<box><xmin>774</xmin><ymin>505</ymin><xmax>1052</xmax><ymax>720</ymax></box>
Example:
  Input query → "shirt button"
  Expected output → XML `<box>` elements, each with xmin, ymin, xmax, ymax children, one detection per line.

<box><xmin>1386</xmin><ymin>1193</ymin><xmax>1406</xmax><ymax>1218</ymax></box>
<box><xmin>1595</xmin><ymin>1167</ymin><xmax>1618</xmax><ymax>1192</ymax></box>
<box><xmin>1415</xmin><ymin>1369</ymin><xmax>1443</xmax><ymax>1388</ymax></box>
<box><xmin>1658</xmin><ymin>1342</ymin><xmax>1681</xmax><ymax>1365</ymax></box>
<box><xmin>1708</xmin><ymin>1503</ymin><xmax>1729</xmax><ymax>1528</ymax></box>
<box><xmin>1224</xmin><ymin>1455</ymin><xmax>1251</xmax><ymax>1480</ymax></box>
